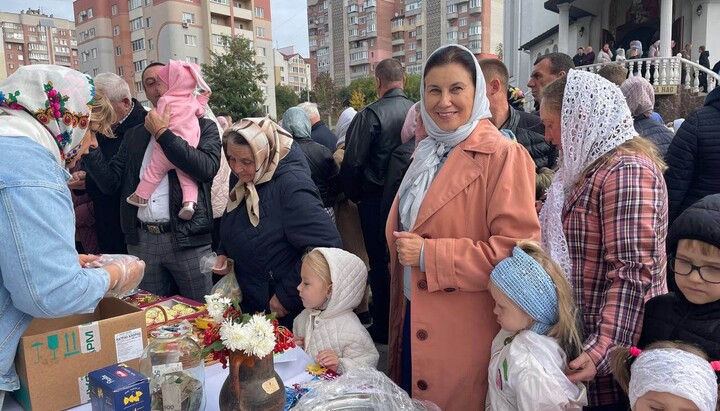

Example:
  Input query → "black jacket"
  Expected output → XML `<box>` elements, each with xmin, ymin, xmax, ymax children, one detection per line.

<box><xmin>665</xmin><ymin>87</ymin><xmax>720</xmax><ymax>224</ymax></box>
<box><xmin>341</xmin><ymin>88</ymin><xmax>415</xmax><ymax>202</ymax></box>
<box><xmin>700</xmin><ymin>50</ymin><xmax>711</xmax><ymax>69</ymax></box>
<box><xmin>311</xmin><ymin>120</ymin><xmax>338</xmax><ymax>152</ymax></box>
<box><xmin>633</xmin><ymin>115</ymin><xmax>673</xmax><ymax>158</ymax></box>
<box><xmin>293</xmin><ymin>133</ymin><xmax>341</xmax><ymax>207</ymax></box>
<box><xmin>83</xmin><ymin>118</ymin><xmax>220</xmax><ymax>249</ymax></box>
<box><xmin>380</xmin><ymin>139</ymin><xmax>414</xmax><ymax>224</ymax></box>
<box><xmin>505</xmin><ymin>107</ymin><xmax>556</xmax><ymax>171</ymax></box>
<box><xmin>83</xmin><ymin>99</ymin><xmax>147</xmax><ymax>254</ymax></box>
<box><xmin>218</xmin><ymin>143</ymin><xmax>342</xmax><ymax>326</ymax></box>
<box><xmin>573</xmin><ymin>53</ymin><xmax>584</xmax><ymax>67</ymax></box>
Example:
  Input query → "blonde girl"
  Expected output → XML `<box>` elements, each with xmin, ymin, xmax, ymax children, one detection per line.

<box><xmin>487</xmin><ymin>240</ymin><xmax>587</xmax><ymax>410</ymax></box>
<box><xmin>611</xmin><ymin>341</ymin><xmax>720</xmax><ymax>411</ymax></box>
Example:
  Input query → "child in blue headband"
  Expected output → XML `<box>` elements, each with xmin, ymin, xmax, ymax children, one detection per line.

<box><xmin>486</xmin><ymin>241</ymin><xmax>587</xmax><ymax>410</ymax></box>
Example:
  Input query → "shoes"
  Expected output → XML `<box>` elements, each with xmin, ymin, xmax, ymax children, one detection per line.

<box><xmin>178</xmin><ymin>201</ymin><xmax>196</xmax><ymax>220</ymax></box>
<box><xmin>356</xmin><ymin>311</ymin><xmax>373</xmax><ymax>329</ymax></box>
<box><xmin>126</xmin><ymin>193</ymin><xmax>148</xmax><ymax>207</ymax></box>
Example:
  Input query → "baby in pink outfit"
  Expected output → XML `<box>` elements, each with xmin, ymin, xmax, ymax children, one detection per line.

<box><xmin>127</xmin><ymin>60</ymin><xmax>211</xmax><ymax>220</ymax></box>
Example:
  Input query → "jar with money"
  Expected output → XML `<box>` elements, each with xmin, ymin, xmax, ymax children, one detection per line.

<box><xmin>140</xmin><ymin>321</ymin><xmax>206</xmax><ymax>411</ymax></box>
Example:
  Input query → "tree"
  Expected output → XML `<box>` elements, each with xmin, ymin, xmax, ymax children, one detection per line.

<box><xmin>275</xmin><ymin>84</ymin><xmax>299</xmax><ymax>119</ymax></box>
<box><xmin>348</xmin><ymin>76</ymin><xmax>377</xmax><ymax>104</ymax></box>
<box><xmin>313</xmin><ymin>73</ymin><xmax>340</xmax><ymax>125</ymax></box>
<box><xmin>404</xmin><ymin>72</ymin><xmax>421</xmax><ymax>102</ymax></box>
<box><xmin>349</xmin><ymin>90</ymin><xmax>366</xmax><ymax>110</ymax></box>
<box><xmin>201</xmin><ymin>35</ymin><xmax>266</xmax><ymax>118</ymax></box>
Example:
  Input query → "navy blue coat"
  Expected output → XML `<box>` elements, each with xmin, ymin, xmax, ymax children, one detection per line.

<box><xmin>633</xmin><ymin>115</ymin><xmax>673</xmax><ymax>159</ymax></box>
<box><xmin>218</xmin><ymin>143</ymin><xmax>342</xmax><ymax>325</ymax></box>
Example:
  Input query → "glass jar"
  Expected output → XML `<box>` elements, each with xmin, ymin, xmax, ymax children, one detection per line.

<box><xmin>140</xmin><ymin>321</ymin><xmax>206</xmax><ymax>411</ymax></box>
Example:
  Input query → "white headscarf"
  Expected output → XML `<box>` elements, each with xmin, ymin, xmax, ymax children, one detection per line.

<box><xmin>397</xmin><ymin>44</ymin><xmax>492</xmax><ymax>231</ymax></box>
<box><xmin>539</xmin><ymin>70</ymin><xmax>636</xmax><ymax>277</ymax></box>
<box><xmin>629</xmin><ymin>348</ymin><xmax>718</xmax><ymax>411</ymax></box>
<box><xmin>335</xmin><ymin>106</ymin><xmax>357</xmax><ymax>148</ymax></box>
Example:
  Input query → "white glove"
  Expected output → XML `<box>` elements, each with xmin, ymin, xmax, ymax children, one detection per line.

<box><xmin>88</xmin><ymin>254</ymin><xmax>146</xmax><ymax>298</ymax></box>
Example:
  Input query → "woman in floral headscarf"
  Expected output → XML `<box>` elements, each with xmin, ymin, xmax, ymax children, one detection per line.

<box><xmin>0</xmin><ymin>66</ymin><xmax>145</xmax><ymax>407</ymax></box>
<box><xmin>539</xmin><ymin>70</ymin><xmax>668</xmax><ymax>410</ymax></box>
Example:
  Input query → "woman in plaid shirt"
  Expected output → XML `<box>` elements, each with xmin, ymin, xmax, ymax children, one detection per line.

<box><xmin>538</xmin><ymin>70</ymin><xmax>668</xmax><ymax>410</ymax></box>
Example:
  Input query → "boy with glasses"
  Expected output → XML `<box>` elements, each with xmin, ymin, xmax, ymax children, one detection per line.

<box><xmin>638</xmin><ymin>194</ymin><xmax>720</xmax><ymax>359</ymax></box>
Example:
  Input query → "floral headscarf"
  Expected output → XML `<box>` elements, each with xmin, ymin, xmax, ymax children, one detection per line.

<box><xmin>0</xmin><ymin>65</ymin><xmax>93</xmax><ymax>166</ymax></box>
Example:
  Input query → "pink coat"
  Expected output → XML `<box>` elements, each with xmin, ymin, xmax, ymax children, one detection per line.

<box><xmin>386</xmin><ymin>120</ymin><xmax>541</xmax><ymax>410</ymax></box>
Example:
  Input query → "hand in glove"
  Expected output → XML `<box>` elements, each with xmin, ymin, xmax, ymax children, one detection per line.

<box><xmin>106</xmin><ymin>258</ymin><xmax>146</xmax><ymax>298</ymax></box>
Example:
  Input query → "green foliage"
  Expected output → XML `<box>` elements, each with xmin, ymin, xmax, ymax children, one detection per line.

<box><xmin>404</xmin><ymin>73</ymin><xmax>421</xmax><ymax>102</ymax></box>
<box><xmin>313</xmin><ymin>73</ymin><xmax>340</xmax><ymax>123</ymax></box>
<box><xmin>348</xmin><ymin>76</ymin><xmax>377</xmax><ymax>105</ymax></box>
<box><xmin>275</xmin><ymin>84</ymin><xmax>300</xmax><ymax>119</ymax></box>
<box><xmin>201</xmin><ymin>35</ymin><xmax>267</xmax><ymax>119</ymax></box>
<box><xmin>349</xmin><ymin>90</ymin><xmax>366</xmax><ymax>110</ymax></box>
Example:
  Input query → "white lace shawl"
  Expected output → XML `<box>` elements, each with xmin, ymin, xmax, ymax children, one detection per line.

<box><xmin>539</xmin><ymin>70</ymin><xmax>637</xmax><ymax>278</ymax></box>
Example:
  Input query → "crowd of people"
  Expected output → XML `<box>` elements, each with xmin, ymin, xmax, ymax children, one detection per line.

<box><xmin>1</xmin><ymin>41</ymin><xmax>720</xmax><ymax>411</ymax></box>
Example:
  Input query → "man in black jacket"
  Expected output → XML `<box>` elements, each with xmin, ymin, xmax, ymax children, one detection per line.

<box><xmin>572</xmin><ymin>47</ymin><xmax>585</xmax><ymax>67</ymax></box>
<box><xmin>70</xmin><ymin>73</ymin><xmax>147</xmax><ymax>254</ymax></box>
<box><xmin>699</xmin><ymin>45</ymin><xmax>711</xmax><ymax>92</ymax></box>
<box><xmin>83</xmin><ymin>63</ymin><xmax>220</xmax><ymax>302</ymax></box>
<box><xmin>341</xmin><ymin>58</ymin><xmax>414</xmax><ymax>343</ymax></box>
<box><xmin>480</xmin><ymin>59</ymin><xmax>557</xmax><ymax>199</ymax></box>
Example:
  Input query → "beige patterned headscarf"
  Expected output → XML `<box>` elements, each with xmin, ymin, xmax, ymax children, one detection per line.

<box><xmin>226</xmin><ymin>116</ymin><xmax>294</xmax><ymax>226</ymax></box>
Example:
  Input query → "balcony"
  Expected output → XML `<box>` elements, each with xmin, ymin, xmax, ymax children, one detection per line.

<box><xmin>469</xmin><ymin>2</ymin><xmax>482</xmax><ymax>15</ymax></box>
<box><xmin>234</xmin><ymin>5</ymin><xmax>253</xmax><ymax>21</ymax></box>
<box><xmin>416</xmin><ymin>27</ymin><xmax>423</xmax><ymax>40</ymax></box>
<box><xmin>349</xmin><ymin>58</ymin><xmax>368</xmax><ymax>66</ymax></box>
<box><xmin>392</xmin><ymin>37</ymin><xmax>404</xmax><ymax>46</ymax></box>
<box><xmin>3</xmin><ymin>31</ymin><xmax>24</xmax><ymax>43</ymax></box>
<box><xmin>392</xmin><ymin>49</ymin><xmax>405</xmax><ymax>57</ymax></box>
<box><xmin>469</xmin><ymin>41</ymin><xmax>482</xmax><ymax>54</ymax></box>
<box><xmin>447</xmin><ymin>11</ymin><xmax>458</xmax><ymax>20</ymax></box>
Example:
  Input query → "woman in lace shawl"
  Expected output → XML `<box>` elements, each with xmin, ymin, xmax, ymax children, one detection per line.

<box><xmin>538</xmin><ymin>70</ymin><xmax>668</xmax><ymax>410</ymax></box>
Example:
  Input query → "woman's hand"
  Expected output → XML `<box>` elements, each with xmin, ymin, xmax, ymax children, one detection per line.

<box><xmin>145</xmin><ymin>106</ymin><xmax>170</xmax><ymax>139</ymax></box>
<box><xmin>393</xmin><ymin>231</ymin><xmax>423</xmax><ymax>267</ymax></box>
<box><xmin>270</xmin><ymin>294</ymin><xmax>289</xmax><ymax>318</ymax></box>
<box><xmin>316</xmin><ymin>350</ymin><xmax>340</xmax><ymax>372</ymax></box>
<box><xmin>212</xmin><ymin>255</ymin><xmax>230</xmax><ymax>275</ymax></box>
<box><xmin>68</xmin><ymin>171</ymin><xmax>87</xmax><ymax>190</ymax></box>
<box><xmin>293</xmin><ymin>336</ymin><xmax>304</xmax><ymax>349</ymax></box>
<box><xmin>78</xmin><ymin>254</ymin><xmax>100</xmax><ymax>268</ymax></box>
<box><xmin>566</xmin><ymin>352</ymin><xmax>597</xmax><ymax>383</ymax></box>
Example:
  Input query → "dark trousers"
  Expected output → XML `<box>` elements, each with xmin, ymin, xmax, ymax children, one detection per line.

<box><xmin>357</xmin><ymin>195</ymin><xmax>390</xmax><ymax>344</ymax></box>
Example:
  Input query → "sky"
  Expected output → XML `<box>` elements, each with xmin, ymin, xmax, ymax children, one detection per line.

<box><xmin>1</xmin><ymin>0</ymin><xmax>310</xmax><ymax>56</ymax></box>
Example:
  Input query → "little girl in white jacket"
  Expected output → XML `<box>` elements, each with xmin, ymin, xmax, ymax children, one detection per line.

<box><xmin>293</xmin><ymin>247</ymin><xmax>379</xmax><ymax>374</ymax></box>
<box><xmin>486</xmin><ymin>241</ymin><xmax>587</xmax><ymax>410</ymax></box>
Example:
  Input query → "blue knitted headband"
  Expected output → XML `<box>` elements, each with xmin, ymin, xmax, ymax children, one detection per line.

<box><xmin>491</xmin><ymin>246</ymin><xmax>559</xmax><ymax>335</ymax></box>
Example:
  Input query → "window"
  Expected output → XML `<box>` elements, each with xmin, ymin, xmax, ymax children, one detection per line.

<box><xmin>349</xmin><ymin>29</ymin><xmax>358</xmax><ymax>37</ymax></box>
<box><xmin>212</xmin><ymin>34</ymin><xmax>228</xmax><ymax>46</ymax></box>
<box><xmin>460</xmin><ymin>31</ymin><xmax>468</xmax><ymax>40</ymax></box>
<box><xmin>6</xmin><ymin>53</ymin><xmax>12</xmax><ymax>60</ymax></box>
<box><xmin>113</xmin><ymin>26</ymin><xmax>120</xmax><ymax>36</ymax></box>
<box><xmin>182</xmin><ymin>13</ymin><xmax>195</xmax><ymax>24</ymax></box>
<box><xmin>447</xmin><ymin>31</ymin><xmax>457</xmax><ymax>41</ymax></box>
<box><xmin>88</xmin><ymin>28</ymin><xmax>95</xmax><ymax>38</ymax></box>
<box><xmin>447</xmin><ymin>4</ymin><xmax>457</xmax><ymax>13</ymax></box>
<box><xmin>235</xmin><ymin>21</ymin><xmax>244</xmax><ymax>29</ymax></box>
<box><xmin>116</xmin><ymin>46</ymin><xmax>122</xmax><ymax>56</ymax></box>
<box><xmin>348</xmin><ymin>4</ymin><xmax>358</xmax><ymax>13</ymax></box>
<box><xmin>256</xmin><ymin>46</ymin><xmax>266</xmax><ymax>57</ymax></box>
<box><xmin>90</xmin><ymin>48</ymin><xmax>97</xmax><ymax>59</ymax></box>
<box><xmin>184</xmin><ymin>35</ymin><xmax>198</xmax><ymax>46</ymax></box>
<box><xmin>131</xmin><ymin>38</ymin><xmax>145</xmax><ymax>51</ymax></box>
<box><xmin>148</xmin><ymin>39</ymin><xmax>154</xmax><ymax>50</ymax></box>
<box><xmin>92</xmin><ymin>68</ymin><xmax>99</xmax><ymax>76</ymax></box>
<box><xmin>87</xmin><ymin>8</ymin><xmax>94</xmax><ymax>18</ymax></box>
<box><xmin>211</xmin><ymin>0</ymin><xmax>230</xmax><ymax>4</ymax></box>
<box><xmin>409</xmin><ymin>42</ymin><xmax>416</xmax><ymax>50</ymax></box>
<box><xmin>186</xmin><ymin>56</ymin><xmax>198</xmax><ymax>64</ymax></box>
<box><xmin>469</xmin><ymin>40</ymin><xmax>481</xmax><ymax>50</ymax></box>
<box><xmin>130</xmin><ymin>18</ymin><xmax>143</xmax><ymax>31</ymax></box>
<box><xmin>135</xmin><ymin>81</ymin><xmax>144</xmax><ymax>93</ymax></box>
<box><xmin>145</xmin><ymin>0</ymin><xmax>152</xmax><ymax>5</ymax></box>
<box><xmin>211</xmin><ymin>17</ymin><xmax>219</xmax><ymax>24</ymax></box>
<box><xmin>111</xmin><ymin>4</ymin><xmax>118</xmax><ymax>15</ymax></box>
<box><xmin>255</xmin><ymin>7</ymin><xmax>264</xmax><ymax>17</ymax></box>
<box><xmin>349</xmin><ymin>16</ymin><xmax>357</xmax><ymax>25</ymax></box>
<box><xmin>8</xmin><ymin>63</ymin><xmax>14</xmax><ymax>69</ymax></box>
<box><xmin>460</xmin><ymin>4</ymin><xmax>468</xmax><ymax>13</ymax></box>
<box><xmin>17</xmin><ymin>54</ymin><xmax>23</xmax><ymax>61</ymax></box>
<box><xmin>146</xmin><ymin>18</ymin><xmax>152</xmax><ymax>28</ymax></box>
<box><xmin>117</xmin><ymin>66</ymin><xmax>124</xmax><ymax>76</ymax></box>
<box><xmin>28</xmin><ymin>26</ymin><xmax>36</xmax><ymax>32</ymax></box>
<box><xmin>255</xmin><ymin>27</ymin><xmax>265</xmax><ymax>37</ymax></box>
<box><xmin>469</xmin><ymin>0</ymin><xmax>481</xmax><ymax>8</ymax></box>
<box><xmin>459</xmin><ymin>18</ymin><xmax>467</xmax><ymax>27</ymax></box>
<box><xmin>469</xmin><ymin>25</ymin><xmax>481</xmax><ymax>35</ymax></box>
<box><xmin>133</xmin><ymin>59</ymin><xmax>147</xmax><ymax>72</ymax></box>
<box><xmin>5</xmin><ymin>44</ymin><xmax>10</xmax><ymax>49</ymax></box>
<box><xmin>81</xmin><ymin>52</ymin><xmax>88</xmax><ymax>62</ymax></box>
<box><xmin>369</xmin><ymin>23</ymin><xmax>376</xmax><ymax>32</ymax></box>
<box><xmin>129</xmin><ymin>0</ymin><xmax>141</xmax><ymax>10</ymax></box>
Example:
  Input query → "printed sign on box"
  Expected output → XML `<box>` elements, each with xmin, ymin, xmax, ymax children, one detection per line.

<box><xmin>11</xmin><ymin>298</ymin><xmax>147</xmax><ymax>411</ymax></box>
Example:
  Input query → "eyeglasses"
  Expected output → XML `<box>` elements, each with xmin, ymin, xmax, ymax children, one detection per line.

<box><xmin>669</xmin><ymin>257</ymin><xmax>720</xmax><ymax>284</ymax></box>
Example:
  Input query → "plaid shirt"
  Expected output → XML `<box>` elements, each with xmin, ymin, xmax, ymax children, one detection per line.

<box><xmin>563</xmin><ymin>151</ymin><xmax>668</xmax><ymax>406</ymax></box>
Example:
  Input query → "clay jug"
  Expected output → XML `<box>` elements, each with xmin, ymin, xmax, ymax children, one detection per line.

<box><xmin>219</xmin><ymin>351</ymin><xmax>285</xmax><ymax>411</ymax></box>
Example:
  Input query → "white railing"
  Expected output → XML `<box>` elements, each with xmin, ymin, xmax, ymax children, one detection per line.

<box><xmin>577</xmin><ymin>55</ymin><xmax>720</xmax><ymax>94</ymax></box>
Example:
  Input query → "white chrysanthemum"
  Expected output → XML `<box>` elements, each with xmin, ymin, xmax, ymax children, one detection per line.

<box><xmin>245</xmin><ymin>314</ymin><xmax>276</xmax><ymax>358</ymax></box>
<box><xmin>219</xmin><ymin>320</ymin><xmax>251</xmax><ymax>352</ymax></box>
<box><xmin>205</xmin><ymin>294</ymin><xmax>231</xmax><ymax>322</ymax></box>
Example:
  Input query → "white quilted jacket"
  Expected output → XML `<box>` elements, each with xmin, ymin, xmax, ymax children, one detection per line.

<box><xmin>293</xmin><ymin>248</ymin><xmax>379</xmax><ymax>374</ymax></box>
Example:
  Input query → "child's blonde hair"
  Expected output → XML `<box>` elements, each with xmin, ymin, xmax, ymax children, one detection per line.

<box><xmin>303</xmin><ymin>248</ymin><xmax>332</xmax><ymax>285</ymax></box>
<box><xmin>517</xmin><ymin>240</ymin><xmax>584</xmax><ymax>360</ymax></box>
<box><xmin>611</xmin><ymin>341</ymin><xmax>720</xmax><ymax>411</ymax></box>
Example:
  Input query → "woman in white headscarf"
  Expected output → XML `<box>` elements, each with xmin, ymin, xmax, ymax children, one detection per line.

<box><xmin>385</xmin><ymin>45</ymin><xmax>541</xmax><ymax>410</ymax></box>
<box><xmin>0</xmin><ymin>65</ymin><xmax>144</xmax><ymax>406</ymax></box>
<box><xmin>539</xmin><ymin>70</ymin><xmax>668</xmax><ymax>409</ymax></box>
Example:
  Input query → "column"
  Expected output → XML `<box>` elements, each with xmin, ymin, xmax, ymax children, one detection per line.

<box><xmin>557</xmin><ymin>3</ymin><xmax>571</xmax><ymax>55</ymax></box>
<box><xmin>659</xmin><ymin>0</ymin><xmax>673</xmax><ymax>57</ymax></box>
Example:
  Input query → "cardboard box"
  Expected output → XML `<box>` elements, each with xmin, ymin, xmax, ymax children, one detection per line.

<box><xmin>89</xmin><ymin>364</ymin><xmax>150</xmax><ymax>411</ymax></box>
<box><xmin>12</xmin><ymin>298</ymin><xmax>148</xmax><ymax>411</ymax></box>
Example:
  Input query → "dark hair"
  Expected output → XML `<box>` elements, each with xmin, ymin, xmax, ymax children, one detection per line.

<box><xmin>141</xmin><ymin>62</ymin><xmax>166</xmax><ymax>81</ymax></box>
<box><xmin>221</xmin><ymin>120</ymin><xmax>253</xmax><ymax>152</ymax></box>
<box><xmin>375</xmin><ymin>58</ymin><xmax>404</xmax><ymax>83</ymax></box>
<box><xmin>534</xmin><ymin>53</ymin><xmax>575</xmax><ymax>75</ymax></box>
<box><xmin>578</xmin><ymin>47</ymin><xmax>584</xmax><ymax>51</ymax></box>
<box><xmin>478</xmin><ymin>58</ymin><xmax>509</xmax><ymax>89</ymax></box>
<box><xmin>424</xmin><ymin>46</ymin><xmax>476</xmax><ymax>86</ymax></box>
<box><xmin>597</xmin><ymin>64</ymin><xmax>629</xmax><ymax>86</ymax></box>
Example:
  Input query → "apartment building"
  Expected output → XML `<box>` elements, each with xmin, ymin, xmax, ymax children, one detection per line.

<box><xmin>0</xmin><ymin>9</ymin><xmax>79</xmax><ymax>80</ymax></box>
<box><xmin>73</xmin><ymin>0</ymin><xmax>277</xmax><ymax>117</ymax></box>
<box><xmin>308</xmin><ymin>0</ymin><xmax>503</xmax><ymax>86</ymax></box>
<box><xmin>274</xmin><ymin>46</ymin><xmax>312</xmax><ymax>95</ymax></box>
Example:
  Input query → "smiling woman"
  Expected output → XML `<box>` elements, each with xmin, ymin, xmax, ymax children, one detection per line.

<box><xmin>386</xmin><ymin>44</ymin><xmax>541</xmax><ymax>410</ymax></box>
